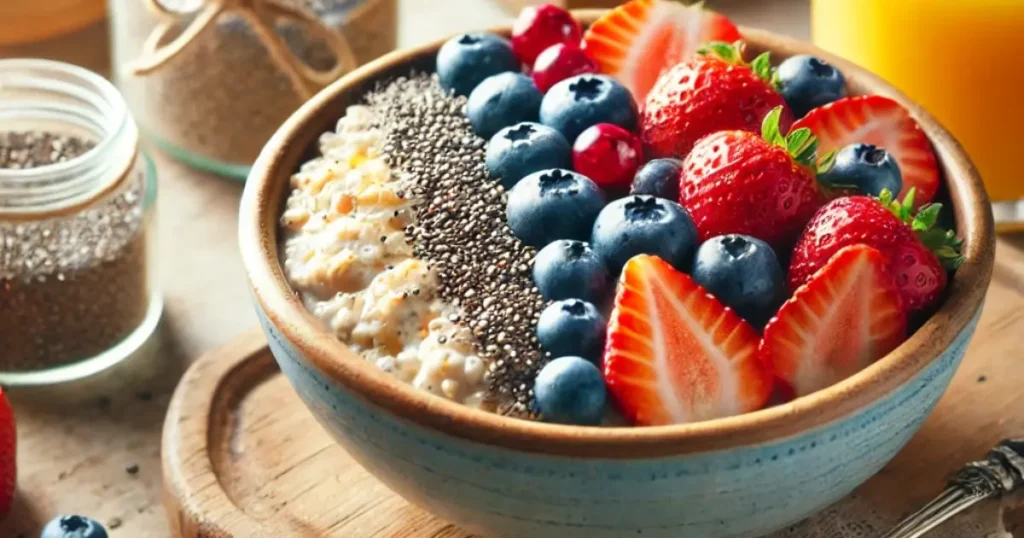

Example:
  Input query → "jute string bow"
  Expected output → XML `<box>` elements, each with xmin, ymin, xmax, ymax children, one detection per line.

<box><xmin>129</xmin><ymin>0</ymin><xmax>359</xmax><ymax>99</ymax></box>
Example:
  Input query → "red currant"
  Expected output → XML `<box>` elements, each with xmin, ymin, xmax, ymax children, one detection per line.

<box><xmin>532</xmin><ymin>43</ymin><xmax>597</xmax><ymax>93</ymax></box>
<box><xmin>511</xmin><ymin>5</ymin><xmax>582</xmax><ymax>67</ymax></box>
<box><xmin>572</xmin><ymin>123</ymin><xmax>642</xmax><ymax>191</ymax></box>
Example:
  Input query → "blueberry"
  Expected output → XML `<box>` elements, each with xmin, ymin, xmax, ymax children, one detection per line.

<box><xmin>590</xmin><ymin>195</ymin><xmax>697</xmax><ymax>273</ymax></box>
<box><xmin>690</xmin><ymin>234</ymin><xmax>786</xmax><ymax>327</ymax></box>
<box><xmin>467</xmin><ymin>73</ymin><xmax>543</xmax><ymax>138</ymax></box>
<box><xmin>486</xmin><ymin>122</ymin><xmax>570</xmax><ymax>189</ymax></box>
<box><xmin>537</xmin><ymin>299</ymin><xmax>607</xmax><ymax>361</ymax></box>
<box><xmin>539</xmin><ymin>74</ymin><xmax>638</xmax><ymax>141</ymax></box>
<box><xmin>630</xmin><ymin>158</ymin><xmax>683</xmax><ymax>200</ymax></box>
<box><xmin>534</xmin><ymin>356</ymin><xmax>606</xmax><ymax>425</ymax></box>
<box><xmin>507</xmin><ymin>168</ymin><xmax>606</xmax><ymax>247</ymax></box>
<box><xmin>777</xmin><ymin>55</ymin><xmax>848</xmax><ymax>117</ymax></box>
<box><xmin>436</xmin><ymin>33</ymin><xmax>519</xmax><ymax>97</ymax></box>
<box><xmin>819</xmin><ymin>143</ymin><xmax>903</xmax><ymax>197</ymax></box>
<box><xmin>41</xmin><ymin>515</ymin><xmax>109</xmax><ymax>538</ymax></box>
<box><xmin>533</xmin><ymin>240</ymin><xmax>609</xmax><ymax>302</ymax></box>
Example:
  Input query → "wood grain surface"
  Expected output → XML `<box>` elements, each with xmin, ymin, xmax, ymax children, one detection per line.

<box><xmin>0</xmin><ymin>0</ymin><xmax>1020</xmax><ymax>537</ymax></box>
<box><xmin>156</xmin><ymin>249</ymin><xmax>1024</xmax><ymax>538</ymax></box>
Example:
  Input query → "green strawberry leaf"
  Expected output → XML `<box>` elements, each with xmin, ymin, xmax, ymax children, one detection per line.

<box><xmin>912</xmin><ymin>204</ymin><xmax>941</xmax><ymax>232</ymax></box>
<box><xmin>750</xmin><ymin>52</ymin><xmax>775</xmax><ymax>85</ymax></box>
<box><xmin>816</xmin><ymin>149</ymin><xmax>837</xmax><ymax>175</ymax></box>
<box><xmin>786</xmin><ymin>128</ymin><xmax>811</xmax><ymax>156</ymax></box>
<box><xmin>761</xmin><ymin>107</ymin><xmax>786</xmax><ymax>148</ymax></box>
<box><xmin>697</xmin><ymin>41</ymin><xmax>743</xmax><ymax>65</ymax></box>
<box><xmin>875</xmin><ymin>189</ymin><xmax>966</xmax><ymax>271</ymax></box>
<box><xmin>697</xmin><ymin>40</ymin><xmax>778</xmax><ymax>84</ymax></box>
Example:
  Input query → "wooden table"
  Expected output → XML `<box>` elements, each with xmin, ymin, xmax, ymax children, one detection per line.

<box><xmin>3</xmin><ymin>1</ymin><xmax>1023</xmax><ymax>537</ymax></box>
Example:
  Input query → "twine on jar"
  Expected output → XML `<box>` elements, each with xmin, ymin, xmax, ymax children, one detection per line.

<box><xmin>128</xmin><ymin>0</ymin><xmax>359</xmax><ymax>100</ymax></box>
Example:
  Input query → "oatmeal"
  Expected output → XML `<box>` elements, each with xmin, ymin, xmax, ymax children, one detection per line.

<box><xmin>280</xmin><ymin>105</ymin><xmax>490</xmax><ymax>408</ymax></box>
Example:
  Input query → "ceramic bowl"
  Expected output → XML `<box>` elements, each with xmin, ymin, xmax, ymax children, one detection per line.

<box><xmin>239</xmin><ymin>13</ymin><xmax>995</xmax><ymax>538</ymax></box>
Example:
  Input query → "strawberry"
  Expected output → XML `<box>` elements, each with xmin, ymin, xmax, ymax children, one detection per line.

<box><xmin>762</xmin><ymin>245</ymin><xmax>907</xmax><ymax>398</ymax></box>
<box><xmin>791</xmin><ymin>95</ymin><xmax>940</xmax><ymax>207</ymax></box>
<box><xmin>788</xmin><ymin>190</ymin><xmax>964</xmax><ymax>314</ymax></box>
<box><xmin>679</xmin><ymin>107</ymin><xmax>828</xmax><ymax>248</ymax></box>
<box><xmin>640</xmin><ymin>40</ymin><xmax>792</xmax><ymax>159</ymax></box>
<box><xmin>582</xmin><ymin>0</ymin><xmax>740</xmax><ymax>103</ymax></box>
<box><xmin>603</xmin><ymin>254</ymin><xmax>773</xmax><ymax>426</ymax></box>
<box><xmin>0</xmin><ymin>388</ymin><xmax>14</xmax><ymax>521</ymax></box>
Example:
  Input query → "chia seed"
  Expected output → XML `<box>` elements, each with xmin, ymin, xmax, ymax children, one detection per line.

<box><xmin>366</xmin><ymin>75</ymin><xmax>549</xmax><ymax>417</ymax></box>
<box><xmin>0</xmin><ymin>132</ymin><xmax>154</xmax><ymax>373</ymax></box>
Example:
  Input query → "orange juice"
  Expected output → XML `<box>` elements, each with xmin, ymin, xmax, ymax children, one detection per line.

<box><xmin>812</xmin><ymin>0</ymin><xmax>1024</xmax><ymax>227</ymax></box>
<box><xmin>0</xmin><ymin>0</ymin><xmax>106</xmax><ymax>46</ymax></box>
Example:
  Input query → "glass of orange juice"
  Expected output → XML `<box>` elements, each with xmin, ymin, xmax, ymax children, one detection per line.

<box><xmin>812</xmin><ymin>0</ymin><xmax>1024</xmax><ymax>232</ymax></box>
<box><xmin>0</xmin><ymin>0</ymin><xmax>106</xmax><ymax>46</ymax></box>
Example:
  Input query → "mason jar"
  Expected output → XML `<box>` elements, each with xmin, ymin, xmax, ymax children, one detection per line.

<box><xmin>108</xmin><ymin>0</ymin><xmax>398</xmax><ymax>181</ymax></box>
<box><xmin>0</xmin><ymin>59</ymin><xmax>161</xmax><ymax>385</ymax></box>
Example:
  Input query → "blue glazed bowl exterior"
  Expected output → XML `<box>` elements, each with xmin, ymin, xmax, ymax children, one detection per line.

<box><xmin>256</xmin><ymin>304</ymin><xmax>981</xmax><ymax>538</ymax></box>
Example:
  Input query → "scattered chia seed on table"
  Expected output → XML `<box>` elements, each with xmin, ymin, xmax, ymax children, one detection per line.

<box><xmin>366</xmin><ymin>75</ymin><xmax>549</xmax><ymax>417</ymax></box>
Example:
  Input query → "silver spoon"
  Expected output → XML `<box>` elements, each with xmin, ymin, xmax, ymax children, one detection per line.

<box><xmin>881</xmin><ymin>438</ymin><xmax>1024</xmax><ymax>538</ymax></box>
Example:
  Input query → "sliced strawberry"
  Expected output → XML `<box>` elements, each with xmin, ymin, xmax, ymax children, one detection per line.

<box><xmin>603</xmin><ymin>254</ymin><xmax>772</xmax><ymax>426</ymax></box>
<box><xmin>582</xmin><ymin>0</ymin><xmax>741</xmax><ymax>103</ymax></box>
<box><xmin>762</xmin><ymin>245</ymin><xmax>907</xmax><ymax>399</ymax></box>
<box><xmin>791</xmin><ymin>95</ymin><xmax>940</xmax><ymax>207</ymax></box>
<box><xmin>0</xmin><ymin>387</ymin><xmax>14</xmax><ymax>521</ymax></box>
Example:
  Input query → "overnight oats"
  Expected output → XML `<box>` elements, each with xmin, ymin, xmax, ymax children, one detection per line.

<box><xmin>280</xmin><ymin>1</ymin><xmax>965</xmax><ymax>426</ymax></box>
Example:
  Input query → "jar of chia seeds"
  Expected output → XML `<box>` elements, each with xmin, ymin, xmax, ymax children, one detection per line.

<box><xmin>0</xmin><ymin>59</ymin><xmax>161</xmax><ymax>386</ymax></box>
<box><xmin>107</xmin><ymin>0</ymin><xmax>397</xmax><ymax>181</ymax></box>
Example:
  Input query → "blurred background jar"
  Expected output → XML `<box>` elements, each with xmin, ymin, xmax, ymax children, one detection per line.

<box><xmin>0</xmin><ymin>0</ymin><xmax>111</xmax><ymax>75</ymax></box>
<box><xmin>108</xmin><ymin>0</ymin><xmax>397</xmax><ymax>181</ymax></box>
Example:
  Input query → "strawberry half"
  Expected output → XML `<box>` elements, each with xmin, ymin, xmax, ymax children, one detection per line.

<box><xmin>582</xmin><ymin>0</ymin><xmax>741</xmax><ymax>103</ymax></box>
<box><xmin>641</xmin><ymin>41</ymin><xmax>793</xmax><ymax>160</ymax></box>
<box><xmin>0</xmin><ymin>388</ymin><xmax>14</xmax><ymax>522</ymax></box>
<box><xmin>603</xmin><ymin>254</ymin><xmax>772</xmax><ymax>426</ymax></box>
<box><xmin>791</xmin><ymin>95</ymin><xmax>940</xmax><ymax>207</ymax></box>
<box><xmin>789</xmin><ymin>190</ymin><xmax>964</xmax><ymax>314</ymax></box>
<box><xmin>762</xmin><ymin>245</ymin><xmax>907</xmax><ymax>399</ymax></box>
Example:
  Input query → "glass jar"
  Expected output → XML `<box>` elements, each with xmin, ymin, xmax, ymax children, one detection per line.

<box><xmin>108</xmin><ymin>0</ymin><xmax>398</xmax><ymax>181</ymax></box>
<box><xmin>0</xmin><ymin>59</ymin><xmax>161</xmax><ymax>386</ymax></box>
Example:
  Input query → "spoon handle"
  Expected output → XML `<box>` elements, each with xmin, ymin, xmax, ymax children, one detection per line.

<box><xmin>880</xmin><ymin>439</ymin><xmax>1024</xmax><ymax>538</ymax></box>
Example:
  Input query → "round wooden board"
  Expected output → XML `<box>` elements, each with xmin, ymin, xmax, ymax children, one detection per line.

<box><xmin>161</xmin><ymin>330</ymin><xmax>476</xmax><ymax>538</ymax></box>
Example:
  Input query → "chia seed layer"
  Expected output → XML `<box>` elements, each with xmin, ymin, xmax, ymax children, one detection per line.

<box><xmin>366</xmin><ymin>75</ymin><xmax>549</xmax><ymax>416</ymax></box>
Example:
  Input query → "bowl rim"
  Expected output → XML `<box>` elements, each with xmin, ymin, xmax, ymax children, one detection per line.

<box><xmin>240</xmin><ymin>12</ymin><xmax>995</xmax><ymax>459</ymax></box>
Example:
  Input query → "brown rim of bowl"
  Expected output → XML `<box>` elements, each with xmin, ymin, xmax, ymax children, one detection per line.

<box><xmin>240</xmin><ymin>14</ymin><xmax>995</xmax><ymax>459</ymax></box>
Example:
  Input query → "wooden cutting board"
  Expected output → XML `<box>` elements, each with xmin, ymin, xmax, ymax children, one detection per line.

<box><xmin>161</xmin><ymin>240</ymin><xmax>1024</xmax><ymax>537</ymax></box>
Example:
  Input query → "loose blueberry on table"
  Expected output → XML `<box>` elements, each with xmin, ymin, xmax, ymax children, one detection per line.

<box><xmin>506</xmin><ymin>168</ymin><xmax>606</xmax><ymax>247</ymax></box>
<box><xmin>532</xmin><ymin>239</ymin><xmax>610</xmax><ymax>303</ymax></box>
<box><xmin>536</xmin><ymin>299</ymin><xmax>607</xmax><ymax>362</ymax></box>
<box><xmin>486</xmin><ymin>122</ymin><xmax>571</xmax><ymax>189</ymax></box>
<box><xmin>40</xmin><ymin>515</ymin><xmax>109</xmax><ymax>538</ymax></box>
